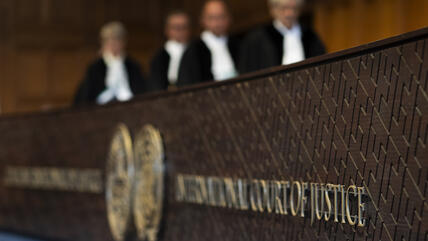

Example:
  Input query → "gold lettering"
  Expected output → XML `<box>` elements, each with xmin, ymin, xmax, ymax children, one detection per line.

<box><xmin>357</xmin><ymin>187</ymin><xmax>366</xmax><ymax>227</ymax></box>
<box><xmin>273</xmin><ymin>181</ymin><xmax>284</xmax><ymax>215</ymax></box>
<box><xmin>4</xmin><ymin>167</ymin><xmax>103</xmax><ymax>193</ymax></box>
<box><xmin>216</xmin><ymin>177</ymin><xmax>226</xmax><ymax>207</ymax></box>
<box><xmin>324</xmin><ymin>184</ymin><xmax>332</xmax><ymax>221</ymax></box>
<box><xmin>250</xmin><ymin>180</ymin><xmax>262</xmax><ymax>212</ymax></box>
<box><xmin>340</xmin><ymin>185</ymin><xmax>346</xmax><ymax>224</ymax></box>
<box><xmin>346</xmin><ymin>185</ymin><xmax>357</xmax><ymax>225</ymax></box>
<box><xmin>290</xmin><ymin>181</ymin><xmax>301</xmax><ymax>216</ymax></box>
<box><xmin>224</xmin><ymin>178</ymin><xmax>238</xmax><ymax>208</ymax></box>
<box><xmin>176</xmin><ymin>175</ymin><xmax>186</xmax><ymax>202</ymax></box>
<box><xmin>261</xmin><ymin>180</ymin><xmax>273</xmax><ymax>213</ymax></box>
<box><xmin>174</xmin><ymin>175</ymin><xmax>368</xmax><ymax>228</ymax></box>
<box><xmin>300</xmin><ymin>182</ymin><xmax>308</xmax><ymax>217</ymax></box>
<box><xmin>331</xmin><ymin>184</ymin><xmax>340</xmax><ymax>222</ymax></box>
<box><xmin>195</xmin><ymin>176</ymin><xmax>208</xmax><ymax>204</ymax></box>
<box><xmin>310</xmin><ymin>183</ymin><xmax>315</xmax><ymax>224</ymax></box>
<box><xmin>207</xmin><ymin>177</ymin><xmax>216</xmax><ymax>206</ymax></box>
<box><xmin>282</xmin><ymin>181</ymin><xmax>290</xmax><ymax>215</ymax></box>
<box><xmin>315</xmin><ymin>183</ymin><xmax>325</xmax><ymax>220</ymax></box>
<box><xmin>184</xmin><ymin>176</ymin><xmax>194</xmax><ymax>203</ymax></box>
<box><xmin>255</xmin><ymin>181</ymin><xmax>263</xmax><ymax>212</ymax></box>
<box><xmin>237</xmin><ymin>179</ymin><xmax>249</xmax><ymax>210</ymax></box>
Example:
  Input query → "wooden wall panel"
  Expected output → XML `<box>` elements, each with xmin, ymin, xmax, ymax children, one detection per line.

<box><xmin>0</xmin><ymin>51</ymin><xmax>4</xmax><ymax>114</ymax></box>
<box><xmin>0</xmin><ymin>0</ymin><xmax>10</xmax><ymax>43</ymax></box>
<box><xmin>49</xmin><ymin>50</ymin><xmax>94</xmax><ymax>99</ymax></box>
<box><xmin>0</xmin><ymin>0</ymin><xmax>12</xmax><ymax>114</ymax></box>
<box><xmin>314</xmin><ymin>0</ymin><xmax>428</xmax><ymax>52</ymax></box>
<box><xmin>15</xmin><ymin>50</ymin><xmax>48</xmax><ymax>99</ymax></box>
<box><xmin>49</xmin><ymin>1</ymin><xmax>85</xmax><ymax>27</ymax></box>
<box><xmin>14</xmin><ymin>0</ymin><xmax>46</xmax><ymax>26</ymax></box>
<box><xmin>1</xmin><ymin>48</ymin><xmax>15</xmax><ymax>114</ymax></box>
<box><xmin>9</xmin><ymin>48</ymin><xmax>100</xmax><ymax>113</ymax></box>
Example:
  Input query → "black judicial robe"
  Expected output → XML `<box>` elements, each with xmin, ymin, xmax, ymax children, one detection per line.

<box><xmin>177</xmin><ymin>37</ymin><xmax>240</xmax><ymax>87</ymax></box>
<box><xmin>73</xmin><ymin>57</ymin><xmax>147</xmax><ymax>106</ymax></box>
<box><xmin>148</xmin><ymin>48</ymin><xmax>171</xmax><ymax>91</ymax></box>
<box><xmin>239</xmin><ymin>24</ymin><xmax>326</xmax><ymax>74</ymax></box>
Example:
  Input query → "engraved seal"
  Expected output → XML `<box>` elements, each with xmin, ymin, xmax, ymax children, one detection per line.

<box><xmin>133</xmin><ymin>125</ymin><xmax>165</xmax><ymax>241</ymax></box>
<box><xmin>106</xmin><ymin>124</ymin><xmax>135</xmax><ymax>241</ymax></box>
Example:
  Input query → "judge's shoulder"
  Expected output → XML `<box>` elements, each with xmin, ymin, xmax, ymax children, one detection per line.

<box><xmin>243</xmin><ymin>22</ymin><xmax>320</xmax><ymax>41</ymax></box>
<box><xmin>228</xmin><ymin>33</ymin><xmax>243</xmax><ymax>49</ymax></box>
<box><xmin>186</xmin><ymin>38</ymin><xmax>208</xmax><ymax>52</ymax></box>
<box><xmin>185</xmin><ymin>33</ymin><xmax>242</xmax><ymax>51</ymax></box>
<box><xmin>85</xmin><ymin>57</ymin><xmax>105</xmax><ymax>72</ymax></box>
<box><xmin>123</xmin><ymin>56</ymin><xmax>143</xmax><ymax>70</ymax></box>
<box><xmin>180</xmin><ymin>38</ymin><xmax>210</xmax><ymax>63</ymax></box>
<box><xmin>152</xmin><ymin>46</ymin><xmax>169</xmax><ymax>60</ymax></box>
<box><xmin>243</xmin><ymin>23</ymin><xmax>276</xmax><ymax>42</ymax></box>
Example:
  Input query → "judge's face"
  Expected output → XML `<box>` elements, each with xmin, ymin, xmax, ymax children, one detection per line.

<box><xmin>270</xmin><ymin>0</ymin><xmax>301</xmax><ymax>29</ymax></box>
<box><xmin>102</xmin><ymin>38</ymin><xmax>125</xmax><ymax>57</ymax></box>
<box><xmin>201</xmin><ymin>1</ymin><xmax>230</xmax><ymax>36</ymax></box>
<box><xmin>165</xmin><ymin>14</ymin><xmax>190</xmax><ymax>43</ymax></box>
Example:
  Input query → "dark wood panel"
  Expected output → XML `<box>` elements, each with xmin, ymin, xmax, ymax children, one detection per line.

<box><xmin>48</xmin><ymin>50</ymin><xmax>95</xmax><ymax>99</ymax></box>
<box><xmin>0</xmin><ymin>0</ymin><xmax>11</xmax><ymax>43</ymax></box>
<box><xmin>0</xmin><ymin>27</ymin><xmax>426</xmax><ymax>241</ymax></box>
<box><xmin>14</xmin><ymin>50</ymin><xmax>49</xmax><ymax>99</ymax></box>
<box><xmin>1</xmin><ymin>48</ymin><xmax>14</xmax><ymax>114</ymax></box>
<box><xmin>49</xmin><ymin>0</ymin><xmax>85</xmax><ymax>27</ymax></box>
<box><xmin>13</xmin><ymin>0</ymin><xmax>47</xmax><ymax>27</ymax></box>
<box><xmin>0</xmin><ymin>49</ymin><xmax>4</xmax><ymax>114</ymax></box>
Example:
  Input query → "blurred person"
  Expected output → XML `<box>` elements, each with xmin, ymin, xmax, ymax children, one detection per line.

<box><xmin>239</xmin><ymin>0</ymin><xmax>325</xmax><ymax>73</ymax></box>
<box><xmin>74</xmin><ymin>21</ymin><xmax>147</xmax><ymax>106</ymax></box>
<box><xmin>149</xmin><ymin>10</ymin><xmax>191</xmax><ymax>91</ymax></box>
<box><xmin>177</xmin><ymin>0</ymin><xmax>240</xmax><ymax>86</ymax></box>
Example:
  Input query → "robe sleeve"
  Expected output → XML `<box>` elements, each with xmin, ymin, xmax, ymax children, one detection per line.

<box><xmin>148</xmin><ymin>50</ymin><xmax>169</xmax><ymax>91</ymax></box>
<box><xmin>126</xmin><ymin>59</ymin><xmax>147</xmax><ymax>96</ymax></box>
<box><xmin>238</xmin><ymin>33</ymin><xmax>264</xmax><ymax>74</ymax></box>
<box><xmin>73</xmin><ymin>67</ymin><xmax>94</xmax><ymax>106</ymax></box>
<box><xmin>310</xmin><ymin>34</ymin><xmax>326</xmax><ymax>57</ymax></box>
<box><xmin>177</xmin><ymin>44</ymin><xmax>204</xmax><ymax>87</ymax></box>
<box><xmin>302</xmin><ymin>28</ymin><xmax>327</xmax><ymax>58</ymax></box>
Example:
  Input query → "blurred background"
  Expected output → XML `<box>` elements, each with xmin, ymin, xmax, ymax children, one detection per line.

<box><xmin>0</xmin><ymin>0</ymin><xmax>426</xmax><ymax>115</ymax></box>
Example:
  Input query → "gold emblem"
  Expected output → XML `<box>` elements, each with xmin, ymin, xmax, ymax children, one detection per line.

<box><xmin>133</xmin><ymin>125</ymin><xmax>165</xmax><ymax>241</ymax></box>
<box><xmin>106</xmin><ymin>124</ymin><xmax>135</xmax><ymax>241</ymax></box>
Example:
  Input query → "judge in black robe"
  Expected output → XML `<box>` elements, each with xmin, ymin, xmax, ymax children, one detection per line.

<box><xmin>177</xmin><ymin>0</ymin><xmax>240</xmax><ymax>87</ymax></box>
<box><xmin>149</xmin><ymin>11</ymin><xmax>191</xmax><ymax>91</ymax></box>
<box><xmin>74</xmin><ymin>21</ymin><xmax>147</xmax><ymax>106</ymax></box>
<box><xmin>177</xmin><ymin>37</ymin><xmax>240</xmax><ymax>86</ymax></box>
<box><xmin>74</xmin><ymin>57</ymin><xmax>146</xmax><ymax>105</ymax></box>
<box><xmin>149</xmin><ymin>49</ymin><xmax>170</xmax><ymax>91</ymax></box>
<box><xmin>239</xmin><ymin>0</ymin><xmax>326</xmax><ymax>74</ymax></box>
